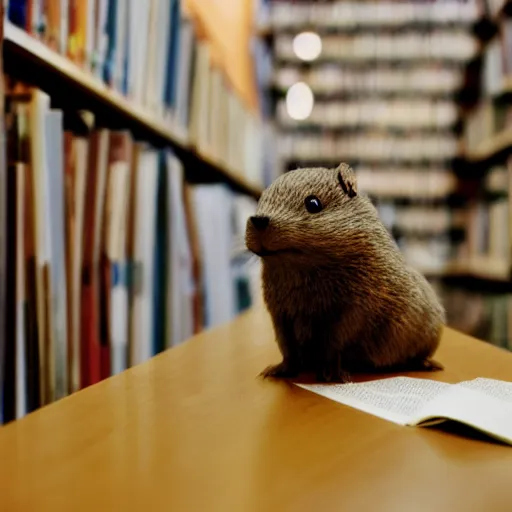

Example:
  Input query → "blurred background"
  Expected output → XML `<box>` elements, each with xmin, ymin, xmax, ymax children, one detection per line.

<box><xmin>254</xmin><ymin>0</ymin><xmax>512</xmax><ymax>352</ymax></box>
<box><xmin>2</xmin><ymin>0</ymin><xmax>512</xmax><ymax>424</ymax></box>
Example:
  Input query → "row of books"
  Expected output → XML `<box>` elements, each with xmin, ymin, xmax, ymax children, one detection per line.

<box><xmin>399</xmin><ymin>235</ymin><xmax>454</xmax><ymax>276</ymax></box>
<box><xmin>462</xmin><ymin>99</ymin><xmax>512</xmax><ymax>154</ymax></box>
<box><xmin>277</xmin><ymin>99</ymin><xmax>458</xmax><ymax>130</ymax></box>
<box><xmin>439</xmin><ymin>287</ymin><xmax>512</xmax><ymax>351</ymax></box>
<box><xmin>358</xmin><ymin>168</ymin><xmax>457</xmax><ymax>200</ymax></box>
<box><xmin>457</xmin><ymin>198</ymin><xmax>510</xmax><ymax>274</ymax></box>
<box><xmin>257</xmin><ymin>1</ymin><xmax>478</xmax><ymax>30</ymax></box>
<box><xmin>273</xmin><ymin>65</ymin><xmax>464</xmax><ymax>96</ymax></box>
<box><xmin>446</xmin><ymin>161</ymin><xmax>511</xmax><ymax>281</ymax></box>
<box><xmin>188</xmin><ymin>39</ymin><xmax>275</xmax><ymax>188</ymax></box>
<box><xmin>278</xmin><ymin>133</ymin><xmax>460</xmax><ymax>162</ymax></box>
<box><xmin>7</xmin><ymin>0</ymin><xmax>194</xmax><ymax>123</ymax></box>
<box><xmin>0</xmin><ymin>85</ymin><xmax>261</xmax><ymax>424</ymax></box>
<box><xmin>378</xmin><ymin>201</ymin><xmax>464</xmax><ymax>272</ymax></box>
<box><xmin>6</xmin><ymin>0</ymin><xmax>273</xmax><ymax>189</ymax></box>
<box><xmin>274</xmin><ymin>31</ymin><xmax>477</xmax><ymax>63</ymax></box>
<box><xmin>376</xmin><ymin>204</ymin><xmax>464</xmax><ymax>235</ymax></box>
<box><xmin>458</xmin><ymin>5</ymin><xmax>512</xmax><ymax>285</ymax></box>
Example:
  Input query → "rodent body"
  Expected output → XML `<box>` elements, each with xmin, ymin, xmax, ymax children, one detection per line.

<box><xmin>245</xmin><ymin>164</ymin><xmax>445</xmax><ymax>382</ymax></box>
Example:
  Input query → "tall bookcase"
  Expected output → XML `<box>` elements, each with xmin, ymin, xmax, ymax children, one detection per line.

<box><xmin>0</xmin><ymin>0</ymin><xmax>270</xmax><ymax>424</ymax></box>
<box><xmin>253</xmin><ymin>0</ymin><xmax>512</xmax><ymax>349</ymax></box>
<box><xmin>255</xmin><ymin>0</ymin><xmax>506</xmax><ymax>283</ymax></box>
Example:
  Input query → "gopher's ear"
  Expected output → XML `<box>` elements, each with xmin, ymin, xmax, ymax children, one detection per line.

<box><xmin>336</xmin><ymin>163</ymin><xmax>357</xmax><ymax>198</ymax></box>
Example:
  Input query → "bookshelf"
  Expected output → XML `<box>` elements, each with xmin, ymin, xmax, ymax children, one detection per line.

<box><xmin>256</xmin><ymin>0</ymin><xmax>480</xmax><ymax>279</ymax></box>
<box><xmin>2</xmin><ymin>22</ymin><xmax>263</xmax><ymax>200</ymax></box>
<box><xmin>465</xmin><ymin>125</ymin><xmax>512</xmax><ymax>162</ymax></box>
<box><xmin>0</xmin><ymin>0</ymin><xmax>268</xmax><ymax>425</ymax></box>
<box><xmin>253</xmin><ymin>0</ymin><xmax>512</xmax><ymax>288</ymax></box>
<box><xmin>453</xmin><ymin>0</ymin><xmax>512</xmax><ymax>284</ymax></box>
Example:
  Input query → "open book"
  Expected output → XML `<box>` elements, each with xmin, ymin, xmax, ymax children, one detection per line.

<box><xmin>296</xmin><ymin>377</ymin><xmax>512</xmax><ymax>445</ymax></box>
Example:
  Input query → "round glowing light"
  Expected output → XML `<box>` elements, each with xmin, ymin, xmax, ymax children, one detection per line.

<box><xmin>292</xmin><ymin>31</ymin><xmax>322</xmax><ymax>61</ymax></box>
<box><xmin>286</xmin><ymin>82</ymin><xmax>314</xmax><ymax>120</ymax></box>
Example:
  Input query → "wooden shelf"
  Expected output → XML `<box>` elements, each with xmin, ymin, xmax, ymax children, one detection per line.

<box><xmin>464</xmin><ymin>127</ymin><xmax>512</xmax><ymax>163</ymax></box>
<box><xmin>420</xmin><ymin>258</ymin><xmax>512</xmax><ymax>289</ymax></box>
<box><xmin>446</xmin><ymin>258</ymin><xmax>509</xmax><ymax>280</ymax></box>
<box><xmin>2</xmin><ymin>22</ymin><xmax>263</xmax><ymax>200</ymax></box>
<box><xmin>431</xmin><ymin>258</ymin><xmax>512</xmax><ymax>291</ymax></box>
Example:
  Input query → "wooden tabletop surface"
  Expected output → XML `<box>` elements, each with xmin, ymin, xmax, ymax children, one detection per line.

<box><xmin>1</xmin><ymin>306</ymin><xmax>512</xmax><ymax>512</ymax></box>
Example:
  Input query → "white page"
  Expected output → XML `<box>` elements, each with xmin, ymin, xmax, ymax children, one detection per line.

<box><xmin>414</xmin><ymin>379</ymin><xmax>512</xmax><ymax>445</ymax></box>
<box><xmin>297</xmin><ymin>377</ymin><xmax>450</xmax><ymax>425</ymax></box>
<box><xmin>458</xmin><ymin>377</ymin><xmax>512</xmax><ymax>403</ymax></box>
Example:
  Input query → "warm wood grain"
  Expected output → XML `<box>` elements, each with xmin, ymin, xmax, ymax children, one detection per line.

<box><xmin>3</xmin><ymin>22</ymin><xmax>263</xmax><ymax>200</ymax></box>
<box><xmin>1</xmin><ymin>306</ymin><xmax>512</xmax><ymax>511</ymax></box>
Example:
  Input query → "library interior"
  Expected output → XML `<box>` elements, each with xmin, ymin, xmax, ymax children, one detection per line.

<box><xmin>1</xmin><ymin>0</ymin><xmax>512</xmax><ymax>510</ymax></box>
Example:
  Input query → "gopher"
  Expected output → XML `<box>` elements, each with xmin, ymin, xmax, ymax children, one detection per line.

<box><xmin>245</xmin><ymin>163</ymin><xmax>445</xmax><ymax>382</ymax></box>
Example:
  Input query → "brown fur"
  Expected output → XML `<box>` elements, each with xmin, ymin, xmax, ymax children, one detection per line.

<box><xmin>245</xmin><ymin>163</ymin><xmax>445</xmax><ymax>382</ymax></box>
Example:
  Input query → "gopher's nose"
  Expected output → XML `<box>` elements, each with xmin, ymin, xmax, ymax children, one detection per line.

<box><xmin>250</xmin><ymin>215</ymin><xmax>270</xmax><ymax>231</ymax></box>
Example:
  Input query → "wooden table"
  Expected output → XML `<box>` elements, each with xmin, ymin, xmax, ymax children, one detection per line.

<box><xmin>1</xmin><ymin>306</ymin><xmax>512</xmax><ymax>512</ymax></box>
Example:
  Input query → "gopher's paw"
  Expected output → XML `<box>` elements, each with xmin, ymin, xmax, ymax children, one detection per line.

<box><xmin>260</xmin><ymin>361</ymin><xmax>298</xmax><ymax>379</ymax></box>
<box><xmin>315</xmin><ymin>350</ymin><xmax>352</xmax><ymax>383</ymax></box>
<box><xmin>419</xmin><ymin>358</ymin><xmax>444</xmax><ymax>372</ymax></box>
<box><xmin>316</xmin><ymin>366</ymin><xmax>352</xmax><ymax>384</ymax></box>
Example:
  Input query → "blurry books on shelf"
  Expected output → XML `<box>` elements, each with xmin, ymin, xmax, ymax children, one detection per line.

<box><xmin>274</xmin><ymin>31</ymin><xmax>477</xmax><ymax>63</ymax></box>
<box><xmin>358</xmin><ymin>167</ymin><xmax>457</xmax><ymax>200</ymax></box>
<box><xmin>437</xmin><ymin>285</ymin><xmax>512</xmax><ymax>351</ymax></box>
<box><xmin>279</xmin><ymin>132</ymin><xmax>459</xmax><ymax>162</ymax></box>
<box><xmin>462</xmin><ymin>99</ymin><xmax>512</xmax><ymax>160</ymax></box>
<box><xmin>375</xmin><ymin>201</ymin><xmax>464</xmax><ymax>276</ymax></box>
<box><xmin>0</xmin><ymin>84</ymin><xmax>262</xmax><ymax>425</ymax></box>
<box><xmin>461</xmin><ymin>18</ymin><xmax>512</xmax><ymax>161</ymax></box>
<box><xmin>258</xmin><ymin>1</ymin><xmax>478</xmax><ymax>31</ymax></box>
<box><xmin>4</xmin><ymin>0</ymin><xmax>272</xmax><ymax>193</ymax></box>
<box><xmin>446</xmin><ymin>162</ymin><xmax>511</xmax><ymax>281</ymax></box>
<box><xmin>273</xmin><ymin>65</ymin><xmax>464</xmax><ymax>97</ymax></box>
<box><xmin>188</xmin><ymin>40</ymin><xmax>269</xmax><ymax>189</ymax></box>
<box><xmin>277</xmin><ymin>99</ymin><xmax>458</xmax><ymax>130</ymax></box>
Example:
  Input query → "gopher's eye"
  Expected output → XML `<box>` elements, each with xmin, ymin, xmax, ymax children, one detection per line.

<box><xmin>304</xmin><ymin>195</ymin><xmax>323</xmax><ymax>213</ymax></box>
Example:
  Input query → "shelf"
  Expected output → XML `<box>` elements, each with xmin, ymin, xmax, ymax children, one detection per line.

<box><xmin>464</xmin><ymin>127</ymin><xmax>512</xmax><ymax>163</ymax></box>
<box><xmin>2</xmin><ymin>22</ymin><xmax>263</xmax><ymax>200</ymax></box>
<box><xmin>421</xmin><ymin>258</ymin><xmax>512</xmax><ymax>290</ymax></box>
<box><xmin>257</xmin><ymin>21</ymin><xmax>477</xmax><ymax>37</ymax></box>
<box><xmin>271</xmin><ymin>85</ymin><xmax>464</xmax><ymax>101</ymax></box>
<box><xmin>256</xmin><ymin>4</ymin><xmax>478</xmax><ymax>36</ymax></box>
<box><xmin>274</xmin><ymin>56</ymin><xmax>475</xmax><ymax>68</ymax></box>
<box><xmin>445</xmin><ymin>257</ymin><xmax>510</xmax><ymax>280</ymax></box>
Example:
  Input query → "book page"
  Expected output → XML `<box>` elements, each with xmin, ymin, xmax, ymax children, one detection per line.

<box><xmin>297</xmin><ymin>377</ymin><xmax>450</xmax><ymax>425</ymax></box>
<box><xmin>413</xmin><ymin>381</ymin><xmax>512</xmax><ymax>445</ymax></box>
<box><xmin>459</xmin><ymin>378</ymin><xmax>512</xmax><ymax>403</ymax></box>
